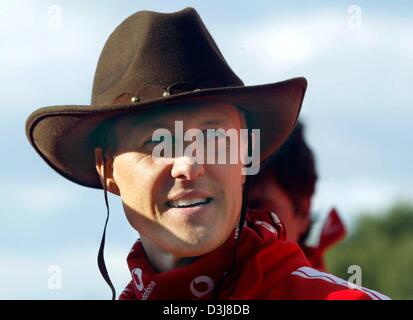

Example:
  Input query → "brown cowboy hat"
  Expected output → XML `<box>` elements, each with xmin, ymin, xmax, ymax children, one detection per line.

<box><xmin>25</xmin><ymin>7</ymin><xmax>307</xmax><ymax>189</ymax></box>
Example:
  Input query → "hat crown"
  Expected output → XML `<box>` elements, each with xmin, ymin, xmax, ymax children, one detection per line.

<box><xmin>92</xmin><ymin>7</ymin><xmax>243</xmax><ymax>105</ymax></box>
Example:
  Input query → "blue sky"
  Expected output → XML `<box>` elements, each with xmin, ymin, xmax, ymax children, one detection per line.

<box><xmin>1</xmin><ymin>0</ymin><xmax>412</xmax><ymax>299</ymax></box>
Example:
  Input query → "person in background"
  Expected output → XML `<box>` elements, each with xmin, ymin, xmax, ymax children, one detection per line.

<box><xmin>250</xmin><ymin>121</ymin><xmax>346</xmax><ymax>270</ymax></box>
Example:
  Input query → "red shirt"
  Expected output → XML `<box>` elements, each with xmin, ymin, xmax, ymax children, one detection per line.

<box><xmin>301</xmin><ymin>208</ymin><xmax>347</xmax><ymax>271</ymax></box>
<box><xmin>119</xmin><ymin>209</ymin><xmax>389</xmax><ymax>300</ymax></box>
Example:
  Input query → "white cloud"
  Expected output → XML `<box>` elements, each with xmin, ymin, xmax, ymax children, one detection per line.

<box><xmin>221</xmin><ymin>11</ymin><xmax>413</xmax><ymax>85</ymax></box>
<box><xmin>243</xmin><ymin>25</ymin><xmax>316</xmax><ymax>65</ymax></box>
<box><xmin>0</xmin><ymin>0</ymin><xmax>12</xmax><ymax>15</ymax></box>
<box><xmin>0</xmin><ymin>1</ymin><xmax>104</xmax><ymax>70</ymax></box>
<box><xmin>221</xmin><ymin>11</ymin><xmax>413</xmax><ymax>228</ymax></box>
<box><xmin>0</xmin><ymin>180</ymin><xmax>75</xmax><ymax>215</ymax></box>
<box><xmin>0</xmin><ymin>245</ymin><xmax>132</xmax><ymax>299</ymax></box>
<box><xmin>312</xmin><ymin>179</ymin><xmax>413</xmax><ymax>229</ymax></box>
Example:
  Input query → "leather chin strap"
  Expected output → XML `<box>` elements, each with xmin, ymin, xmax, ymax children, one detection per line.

<box><xmin>212</xmin><ymin>129</ymin><xmax>252</xmax><ymax>299</ymax></box>
<box><xmin>97</xmin><ymin>153</ymin><xmax>116</xmax><ymax>300</ymax></box>
<box><xmin>221</xmin><ymin>174</ymin><xmax>251</xmax><ymax>284</ymax></box>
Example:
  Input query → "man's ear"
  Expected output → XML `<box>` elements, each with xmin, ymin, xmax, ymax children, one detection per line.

<box><xmin>94</xmin><ymin>147</ymin><xmax>121</xmax><ymax>196</ymax></box>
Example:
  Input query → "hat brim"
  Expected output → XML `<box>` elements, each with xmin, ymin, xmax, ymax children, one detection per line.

<box><xmin>26</xmin><ymin>77</ymin><xmax>307</xmax><ymax>189</ymax></box>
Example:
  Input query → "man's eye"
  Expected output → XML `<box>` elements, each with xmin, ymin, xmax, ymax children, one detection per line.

<box><xmin>144</xmin><ymin>135</ymin><xmax>173</xmax><ymax>146</ymax></box>
<box><xmin>143</xmin><ymin>139</ymin><xmax>157</xmax><ymax>146</ymax></box>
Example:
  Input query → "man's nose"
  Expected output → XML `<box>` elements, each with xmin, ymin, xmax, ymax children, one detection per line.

<box><xmin>170</xmin><ymin>156</ymin><xmax>205</xmax><ymax>180</ymax></box>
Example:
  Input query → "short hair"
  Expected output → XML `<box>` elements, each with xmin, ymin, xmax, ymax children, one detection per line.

<box><xmin>252</xmin><ymin>121</ymin><xmax>318</xmax><ymax>215</ymax></box>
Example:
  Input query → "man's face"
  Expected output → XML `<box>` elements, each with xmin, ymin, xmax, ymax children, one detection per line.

<box><xmin>107</xmin><ymin>103</ymin><xmax>246</xmax><ymax>257</ymax></box>
<box><xmin>249</xmin><ymin>175</ymin><xmax>310</xmax><ymax>242</ymax></box>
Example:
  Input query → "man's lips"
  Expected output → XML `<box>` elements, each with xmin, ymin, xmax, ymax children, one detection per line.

<box><xmin>167</xmin><ymin>198</ymin><xmax>213</xmax><ymax>208</ymax></box>
<box><xmin>166</xmin><ymin>191</ymin><xmax>213</xmax><ymax>209</ymax></box>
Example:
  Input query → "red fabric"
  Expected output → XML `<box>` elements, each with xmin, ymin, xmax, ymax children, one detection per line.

<box><xmin>318</xmin><ymin>208</ymin><xmax>347</xmax><ymax>251</ymax></box>
<box><xmin>302</xmin><ymin>208</ymin><xmax>347</xmax><ymax>271</ymax></box>
<box><xmin>119</xmin><ymin>209</ymin><xmax>388</xmax><ymax>300</ymax></box>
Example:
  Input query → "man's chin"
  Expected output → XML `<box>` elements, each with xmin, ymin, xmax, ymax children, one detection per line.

<box><xmin>167</xmin><ymin>230</ymin><xmax>224</xmax><ymax>257</ymax></box>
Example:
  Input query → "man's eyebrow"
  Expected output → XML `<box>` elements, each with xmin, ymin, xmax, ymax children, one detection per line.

<box><xmin>144</xmin><ymin>122</ymin><xmax>174</xmax><ymax>130</ymax></box>
<box><xmin>149</xmin><ymin>122</ymin><xmax>171</xmax><ymax>128</ymax></box>
<box><xmin>144</xmin><ymin>119</ymin><xmax>230</xmax><ymax>129</ymax></box>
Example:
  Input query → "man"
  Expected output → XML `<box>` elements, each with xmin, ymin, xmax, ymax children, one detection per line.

<box><xmin>25</xmin><ymin>8</ymin><xmax>388</xmax><ymax>300</ymax></box>
<box><xmin>250</xmin><ymin>122</ymin><xmax>346</xmax><ymax>270</ymax></box>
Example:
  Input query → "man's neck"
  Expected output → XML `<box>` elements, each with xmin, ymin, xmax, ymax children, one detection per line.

<box><xmin>140</xmin><ymin>236</ymin><xmax>197</xmax><ymax>272</ymax></box>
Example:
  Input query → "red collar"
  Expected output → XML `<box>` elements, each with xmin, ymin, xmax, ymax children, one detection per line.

<box><xmin>119</xmin><ymin>209</ymin><xmax>288</xmax><ymax>300</ymax></box>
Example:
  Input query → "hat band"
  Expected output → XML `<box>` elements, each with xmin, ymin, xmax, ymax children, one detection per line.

<box><xmin>112</xmin><ymin>80</ymin><xmax>224</xmax><ymax>105</ymax></box>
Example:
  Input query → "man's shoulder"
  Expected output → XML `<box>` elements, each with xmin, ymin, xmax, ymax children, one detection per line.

<box><xmin>282</xmin><ymin>266</ymin><xmax>390</xmax><ymax>300</ymax></box>
<box><xmin>233</xmin><ymin>231</ymin><xmax>390</xmax><ymax>300</ymax></box>
<box><xmin>240</xmin><ymin>210</ymin><xmax>391</xmax><ymax>300</ymax></box>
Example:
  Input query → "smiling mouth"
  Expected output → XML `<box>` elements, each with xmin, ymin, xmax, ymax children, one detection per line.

<box><xmin>167</xmin><ymin>198</ymin><xmax>213</xmax><ymax>209</ymax></box>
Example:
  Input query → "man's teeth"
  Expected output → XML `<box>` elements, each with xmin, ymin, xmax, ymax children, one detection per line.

<box><xmin>169</xmin><ymin>198</ymin><xmax>211</xmax><ymax>208</ymax></box>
